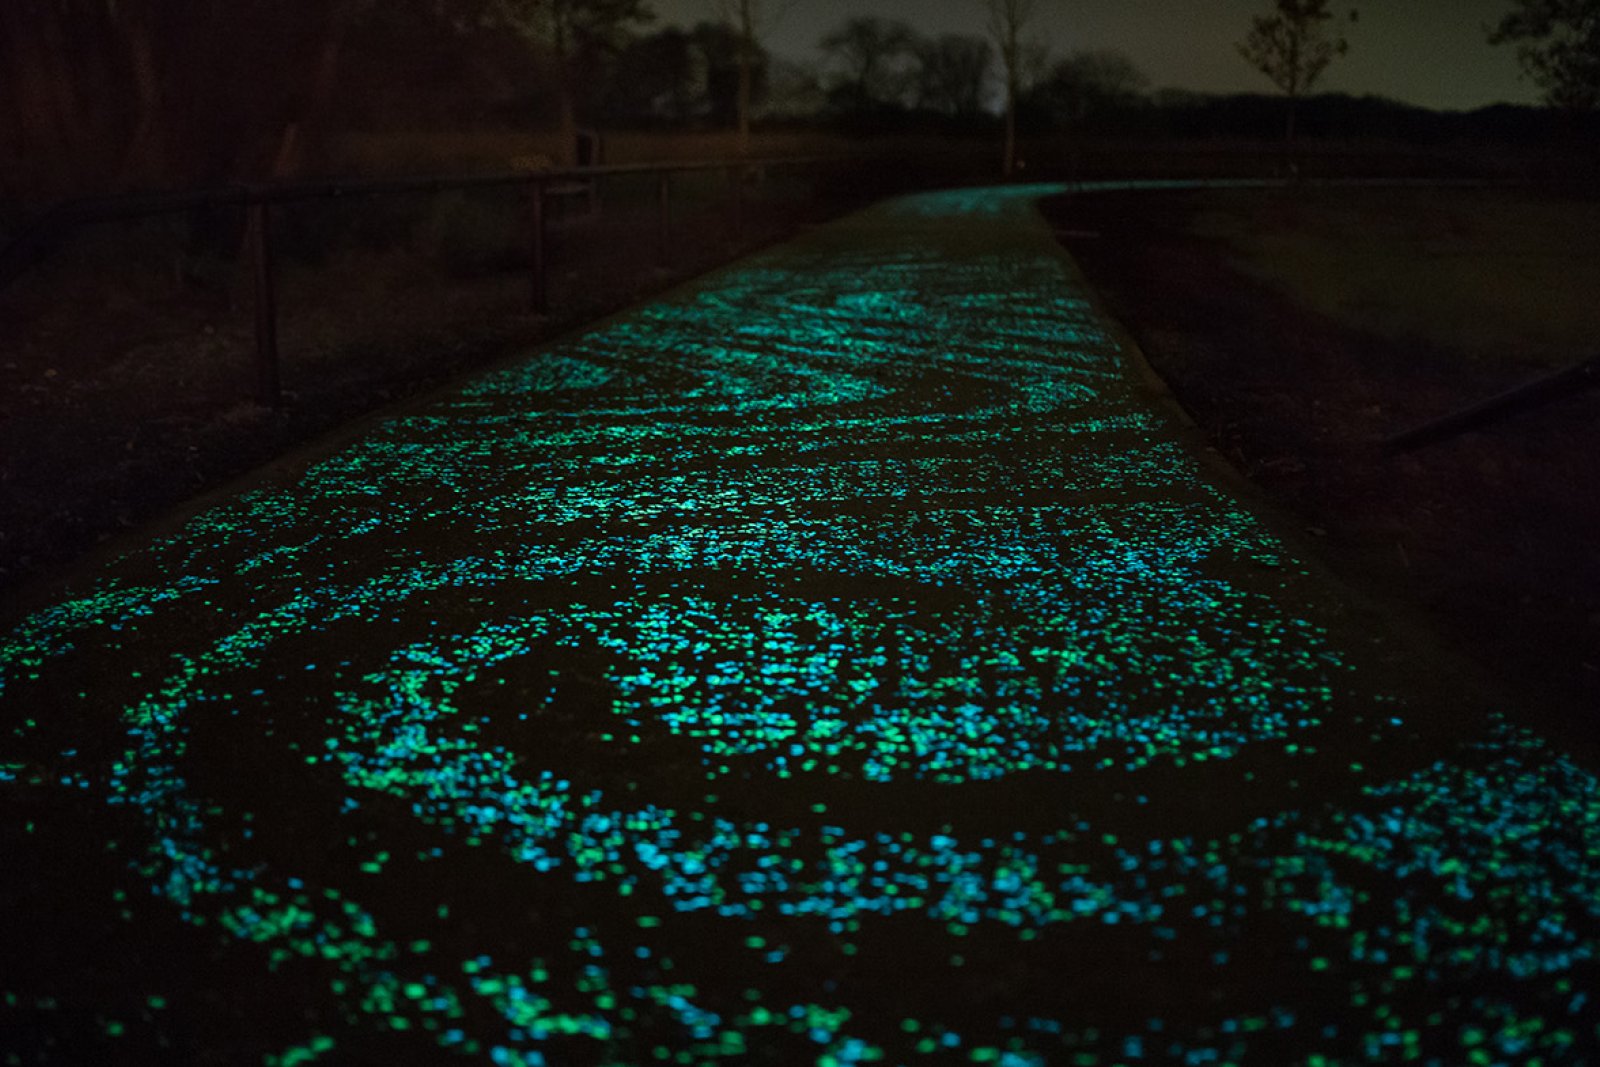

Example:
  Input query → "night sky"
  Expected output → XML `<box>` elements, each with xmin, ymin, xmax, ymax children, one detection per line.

<box><xmin>655</xmin><ymin>0</ymin><xmax>1538</xmax><ymax>111</ymax></box>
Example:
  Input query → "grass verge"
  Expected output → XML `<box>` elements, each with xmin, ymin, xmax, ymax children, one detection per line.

<box><xmin>1044</xmin><ymin>183</ymin><xmax>1600</xmax><ymax>736</ymax></box>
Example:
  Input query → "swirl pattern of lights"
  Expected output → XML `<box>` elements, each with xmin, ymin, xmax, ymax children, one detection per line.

<box><xmin>3</xmin><ymin>184</ymin><xmax>1598</xmax><ymax>1066</ymax></box>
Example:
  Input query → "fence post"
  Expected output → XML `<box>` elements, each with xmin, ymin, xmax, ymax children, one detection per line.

<box><xmin>529</xmin><ymin>178</ymin><xmax>548</xmax><ymax>314</ymax></box>
<box><xmin>248</xmin><ymin>201</ymin><xmax>282</xmax><ymax>407</ymax></box>
<box><xmin>657</xmin><ymin>171</ymin><xmax>672</xmax><ymax>268</ymax></box>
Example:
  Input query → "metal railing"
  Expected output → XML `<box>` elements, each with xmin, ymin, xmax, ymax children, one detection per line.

<box><xmin>0</xmin><ymin>156</ymin><xmax>838</xmax><ymax>406</ymax></box>
<box><xmin>2</xmin><ymin>152</ymin><xmax>1544</xmax><ymax>422</ymax></box>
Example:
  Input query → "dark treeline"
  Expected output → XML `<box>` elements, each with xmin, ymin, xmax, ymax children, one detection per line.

<box><xmin>1</xmin><ymin>0</ymin><xmax>579</xmax><ymax>203</ymax></box>
<box><xmin>1023</xmin><ymin>90</ymin><xmax>1600</xmax><ymax>145</ymax></box>
<box><xmin>2</xmin><ymin>1</ymin><xmax>1592</xmax><ymax>209</ymax></box>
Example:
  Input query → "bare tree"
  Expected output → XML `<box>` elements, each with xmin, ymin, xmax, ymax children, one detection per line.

<box><xmin>1</xmin><ymin>0</ymin><xmax>599</xmax><ymax>202</ymax></box>
<box><xmin>1489</xmin><ymin>0</ymin><xmax>1600</xmax><ymax>111</ymax></box>
<box><xmin>715</xmin><ymin>0</ymin><xmax>792</xmax><ymax>153</ymax></box>
<box><xmin>0</xmin><ymin>2</ymin><xmax>113</xmax><ymax>194</ymax></box>
<box><xmin>820</xmin><ymin>16</ymin><xmax>917</xmax><ymax>113</ymax></box>
<box><xmin>761</xmin><ymin>56</ymin><xmax>827</xmax><ymax>118</ymax></box>
<box><xmin>262</xmin><ymin>0</ymin><xmax>379</xmax><ymax>183</ymax></box>
<box><xmin>604</xmin><ymin>27</ymin><xmax>696</xmax><ymax>121</ymax></box>
<box><xmin>688</xmin><ymin>21</ymin><xmax>746</xmax><ymax>125</ymax></box>
<box><xmin>731</xmin><ymin>0</ymin><xmax>758</xmax><ymax>151</ymax></box>
<box><xmin>1237</xmin><ymin>0</ymin><xmax>1355</xmax><ymax>144</ymax></box>
<box><xmin>484</xmin><ymin>0</ymin><xmax>653</xmax><ymax>163</ymax></box>
<box><xmin>914</xmin><ymin>33</ymin><xmax>993</xmax><ymax>117</ymax></box>
<box><xmin>1033</xmin><ymin>48</ymin><xmax>1148</xmax><ymax>128</ymax></box>
<box><xmin>985</xmin><ymin>0</ymin><xmax>1041</xmax><ymax>177</ymax></box>
<box><xmin>0</xmin><ymin>0</ymin><xmax>394</xmax><ymax>198</ymax></box>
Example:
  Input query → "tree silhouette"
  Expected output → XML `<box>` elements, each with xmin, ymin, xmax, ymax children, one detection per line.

<box><xmin>714</xmin><ymin>0</ymin><xmax>788</xmax><ymax>153</ymax></box>
<box><xmin>483</xmin><ymin>0</ymin><xmax>653</xmax><ymax>162</ymax></box>
<box><xmin>0</xmin><ymin>0</ymin><xmax>402</xmax><ymax>197</ymax></box>
<box><xmin>1489</xmin><ymin>0</ymin><xmax>1600</xmax><ymax>111</ymax></box>
<box><xmin>914</xmin><ymin>34</ymin><xmax>993</xmax><ymax>117</ymax></box>
<box><xmin>688</xmin><ymin>21</ymin><xmax>765</xmax><ymax>127</ymax></box>
<box><xmin>985</xmin><ymin>0</ymin><xmax>1043</xmax><ymax>177</ymax></box>
<box><xmin>1033</xmin><ymin>49</ymin><xmax>1149</xmax><ymax>129</ymax></box>
<box><xmin>820</xmin><ymin>16</ymin><xmax>917</xmax><ymax>113</ymax></box>
<box><xmin>605</xmin><ymin>27</ymin><xmax>697</xmax><ymax>121</ymax></box>
<box><xmin>1237</xmin><ymin>0</ymin><xmax>1355</xmax><ymax>144</ymax></box>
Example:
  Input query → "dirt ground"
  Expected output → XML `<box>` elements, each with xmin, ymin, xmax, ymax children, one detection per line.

<box><xmin>1042</xmin><ymin>185</ymin><xmax>1600</xmax><ymax>741</ymax></box>
<box><xmin>0</xmin><ymin>175</ymin><xmax>850</xmax><ymax>600</ymax></box>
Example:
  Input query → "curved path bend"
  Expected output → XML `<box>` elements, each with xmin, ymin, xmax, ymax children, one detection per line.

<box><xmin>3</xmin><ymin>185</ymin><xmax>1597</xmax><ymax>1066</ymax></box>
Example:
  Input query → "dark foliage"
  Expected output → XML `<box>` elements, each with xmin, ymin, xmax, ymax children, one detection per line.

<box><xmin>1489</xmin><ymin>0</ymin><xmax>1600</xmax><ymax>111</ymax></box>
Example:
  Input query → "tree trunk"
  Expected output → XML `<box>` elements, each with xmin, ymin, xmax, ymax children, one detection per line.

<box><xmin>237</xmin><ymin>2</ymin><xmax>355</xmax><ymax>289</ymax></box>
<box><xmin>1003</xmin><ymin>87</ymin><xmax>1017</xmax><ymax>178</ymax></box>
<box><xmin>0</xmin><ymin>7</ymin><xmax>39</xmax><ymax>187</ymax></box>
<box><xmin>554</xmin><ymin>14</ymin><xmax>578</xmax><ymax>166</ymax></box>
<box><xmin>38</xmin><ymin>2</ymin><xmax>85</xmax><ymax>163</ymax></box>
<box><xmin>3</xmin><ymin>1</ymin><xmax>84</xmax><ymax>185</ymax></box>
<box><xmin>120</xmin><ymin>9</ymin><xmax>165</xmax><ymax>185</ymax></box>
<box><xmin>262</xmin><ymin>1</ymin><xmax>356</xmax><ymax>182</ymax></box>
<box><xmin>1284</xmin><ymin>93</ymin><xmax>1301</xmax><ymax>182</ymax></box>
<box><xmin>1001</xmin><ymin>17</ymin><xmax>1020</xmax><ymax>179</ymax></box>
<box><xmin>736</xmin><ymin>0</ymin><xmax>753</xmax><ymax>156</ymax></box>
<box><xmin>556</xmin><ymin>81</ymin><xmax>578</xmax><ymax>167</ymax></box>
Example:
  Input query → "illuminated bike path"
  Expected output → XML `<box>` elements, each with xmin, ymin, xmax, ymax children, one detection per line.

<box><xmin>3</xmin><ymin>185</ymin><xmax>1597</xmax><ymax>1066</ymax></box>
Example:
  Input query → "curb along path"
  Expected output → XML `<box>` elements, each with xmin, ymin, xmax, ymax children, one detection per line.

<box><xmin>3</xmin><ymin>185</ymin><xmax>1597</xmax><ymax>1065</ymax></box>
